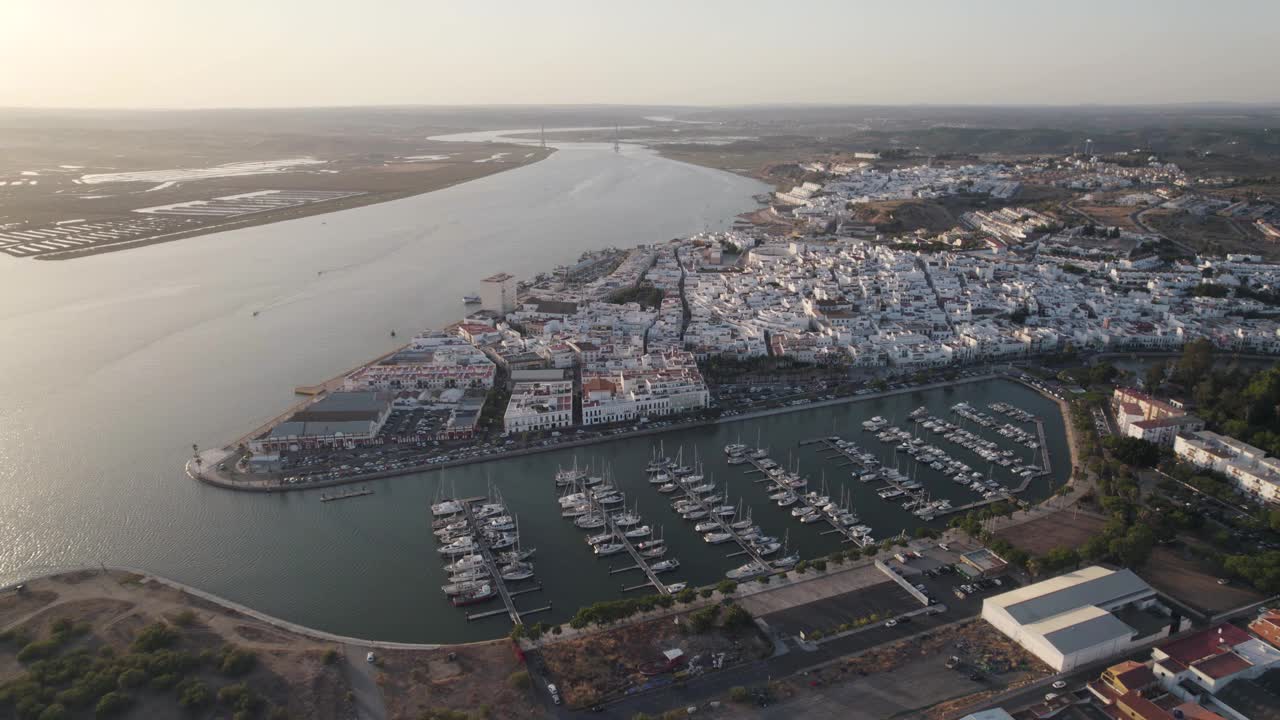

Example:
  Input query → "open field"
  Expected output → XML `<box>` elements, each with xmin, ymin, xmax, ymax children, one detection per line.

<box><xmin>736</xmin><ymin>619</ymin><xmax>1049</xmax><ymax>720</ymax></box>
<box><xmin>0</xmin><ymin>570</ymin><xmax>538</xmax><ymax>719</ymax></box>
<box><xmin>1068</xmin><ymin>203</ymin><xmax>1142</xmax><ymax>231</ymax></box>
<box><xmin>1142</xmin><ymin>546</ymin><xmax>1265</xmax><ymax>615</ymax></box>
<box><xmin>995</xmin><ymin>510</ymin><xmax>1106</xmax><ymax>557</ymax></box>
<box><xmin>1143</xmin><ymin>209</ymin><xmax>1277</xmax><ymax>258</ymax></box>
<box><xmin>539</xmin><ymin>609</ymin><xmax>772</xmax><ymax>708</ymax></box>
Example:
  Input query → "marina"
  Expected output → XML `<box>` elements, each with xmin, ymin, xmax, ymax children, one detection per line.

<box><xmin>405</xmin><ymin>377</ymin><xmax>1070</xmax><ymax>641</ymax></box>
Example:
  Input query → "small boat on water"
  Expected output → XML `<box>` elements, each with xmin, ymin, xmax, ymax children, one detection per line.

<box><xmin>665</xmin><ymin>582</ymin><xmax>687</xmax><ymax>593</ymax></box>
<box><xmin>500</xmin><ymin>563</ymin><xmax>535</xmax><ymax>582</ymax></box>
<box><xmin>726</xmin><ymin>561</ymin><xmax>770</xmax><ymax>581</ymax></box>
<box><xmin>463</xmin><ymin>294</ymin><xmax>481</xmax><ymax>304</ymax></box>
<box><xmin>451</xmin><ymin>584</ymin><xmax>496</xmax><ymax>607</ymax></box>
<box><xmin>594</xmin><ymin>542</ymin><xmax>626</xmax><ymax>557</ymax></box>
<box><xmin>651</xmin><ymin>559</ymin><xmax>680</xmax><ymax>573</ymax></box>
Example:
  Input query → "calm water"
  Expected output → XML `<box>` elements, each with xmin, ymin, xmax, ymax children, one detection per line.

<box><xmin>0</xmin><ymin>134</ymin><xmax>1066</xmax><ymax>643</ymax></box>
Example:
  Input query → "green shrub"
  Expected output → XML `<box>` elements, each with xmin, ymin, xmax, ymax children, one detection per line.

<box><xmin>38</xmin><ymin>704</ymin><xmax>70</xmax><ymax>720</ymax></box>
<box><xmin>216</xmin><ymin>646</ymin><xmax>257</xmax><ymax>676</ymax></box>
<box><xmin>322</xmin><ymin>647</ymin><xmax>340</xmax><ymax>665</ymax></box>
<box><xmin>177</xmin><ymin>679</ymin><xmax>210</xmax><ymax>708</ymax></box>
<box><xmin>93</xmin><ymin>691</ymin><xmax>132</xmax><ymax>717</ymax></box>
<box><xmin>116</xmin><ymin>668</ymin><xmax>147</xmax><ymax>689</ymax></box>
<box><xmin>716</xmin><ymin>580</ymin><xmax>738</xmax><ymax>596</ymax></box>
<box><xmin>171</xmin><ymin>610</ymin><xmax>197</xmax><ymax>627</ymax></box>
<box><xmin>729</xmin><ymin>685</ymin><xmax>750</xmax><ymax>703</ymax></box>
<box><xmin>507</xmin><ymin>669</ymin><xmax>530</xmax><ymax>689</ymax></box>
<box><xmin>130</xmin><ymin>623</ymin><xmax>177</xmax><ymax>653</ymax></box>
<box><xmin>149</xmin><ymin>673</ymin><xmax>178</xmax><ymax>691</ymax></box>
<box><xmin>17</xmin><ymin>639</ymin><xmax>61</xmax><ymax>663</ymax></box>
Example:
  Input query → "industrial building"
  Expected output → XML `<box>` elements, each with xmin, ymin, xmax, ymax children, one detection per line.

<box><xmin>982</xmin><ymin>566</ymin><xmax>1177</xmax><ymax>671</ymax></box>
<box><xmin>251</xmin><ymin>391</ymin><xmax>392</xmax><ymax>453</ymax></box>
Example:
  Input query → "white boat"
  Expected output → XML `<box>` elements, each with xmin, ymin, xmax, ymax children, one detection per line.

<box><xmin>575</xmin><ymin>514</ymin><xmax>606</xmax><ymax>529</ymax></box>
<box><xmin>463</xmin><ymin>294</ymin><xmax>481</xmax><ymax>304</ymax></box>
<box><xmin>651</xmin><ymin>559</ymin><xmax>680</xmax><ymax>573</ymax></box>
<box><xmin>665</xmin><ymin>582</ymin><xmax>687</xmax><ymax>593</ymax></box>
<box><xmin>726</xmin><ymin>561</ymin><xmax>770</xmax><ymax>580</ymax></box>
<box><xmin>772</xmin><ymin>553</ymin><xmax>800</xmax><ymax>570</ymax></box>
<box><xmin>724</xmin><ymin>443</ymin><xmax>748</xmax><ymax>456</ymax></box>
<box><xmin>431</xmin><ymin>499</ymin><xmax>464</xmax><ymax>518</ymax></box>
<box><xmin>500</xmin><ymin>563</ymin><xmax>535</xmax><ymax>582</ymax></box>
<box><xmin>703</xmin><ymin>531</ymin><xmax>734</xmax><ymax>544</ymax></box>
<box><xmin>624</xmin><ymin>525</ymin><xmax>652</xmax><ymax>539</ymax></box>
<box><xmin>640</xmin><ymin>545</ymin><xmax>667</xmax><ymax>558</ymax></box>
<box><xmin>694</xmin><ymin>520</ymin><xmax>720</xmax><ymax>533</ymax></box>
<box><xmin>594</xmin><ymin>543</ymin><xmax>626</xmax><ymax>557</ymax></box>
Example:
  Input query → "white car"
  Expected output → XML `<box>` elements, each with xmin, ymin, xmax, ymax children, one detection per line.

<box><xmin>1044</xmin><ymin>692</ymin><xmax>1059</xmax><ymax>701</ymax></box>
<box><xmin>547</xmin><ymin>683</ymin><xmax>561</xmax><ymax>705</ymax></box>
<box><xmin>366</xmin><ymin>651</ymin><xmax>376</xmax><ymax>664</ymax></box>
<box><xmin>885</xmin><ymin>619</ymin><xmax>898</xmax><ymax>628</ymax></box>
<box><xmin>1052</xmin><ymin>680</ymin><xmax>1067</xmax><ymax>690</ymax></box>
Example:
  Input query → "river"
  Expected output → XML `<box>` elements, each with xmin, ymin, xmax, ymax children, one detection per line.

<box><xmin>0</xmin><ymin>132</ymin><xmax>1066</xmax><ymax>643</ymax></box>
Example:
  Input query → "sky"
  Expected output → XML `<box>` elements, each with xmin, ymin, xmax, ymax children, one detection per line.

<box><xmin>1</xmin><ymin>0</ymin><xmax>1277</xmax><ymax>109</ymax></box>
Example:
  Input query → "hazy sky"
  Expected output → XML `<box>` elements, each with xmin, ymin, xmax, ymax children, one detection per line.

<box><xmin>2</xmin><ymin>0</ymin><xmax>1277</xmax><ymax>108</ymax></box>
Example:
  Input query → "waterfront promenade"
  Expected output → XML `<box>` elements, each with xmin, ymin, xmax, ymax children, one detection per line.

<box><xmin>189</xmin><ymin>372</ymin><xmax>1007</xmax><ymax>493</ymax></box>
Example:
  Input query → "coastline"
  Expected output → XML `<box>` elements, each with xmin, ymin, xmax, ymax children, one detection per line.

<box><xmin>2</xmin><ymin>566</ymin><xmax>449</xmax><ymax>651</ymax></box>
<box><xmin>190</xmin><ymin>371</ymin><xmax>1012</xmax><ymax>493</ymax></box>
<box><xmin>30</xmin><ymin>150</ymin><xmax>555</xmax><ymax>262</ymax></box>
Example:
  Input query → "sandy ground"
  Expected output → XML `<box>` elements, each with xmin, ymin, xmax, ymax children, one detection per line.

<box><xmin>0</xmin><ymin>570</ymin><xmax>542</xmax><ymax>719</ymax></box>
<box><xmin>1142</xmin><ymin>546</ymin><xmax>1264</xmax><ymax>615</ymax></box>
<box><xmin>995</xmin><ymin>511</ymin><xmax>1106</xmax><ymax>557</ymax></box>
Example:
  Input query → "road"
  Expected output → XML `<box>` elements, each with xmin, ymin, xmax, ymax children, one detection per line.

<box><xmin>342</xmin><ymin>644</ymin><xmax>389</xmax><ymax>720</ymax></box>
<box><xmin>567</xmin><ymin>548</ymin><xmax>994</xmax><ymax>719</ymax></box>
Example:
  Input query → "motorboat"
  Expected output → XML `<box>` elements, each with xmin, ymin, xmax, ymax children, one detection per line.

<box><xmin>624</xmin><ymin>525</ymin><xmax>652</xmax><ymax>539</ymax></box>
<box><xmin>726</xmin><ymin>561</ymin><xmax>770</xmax><ymax>580</ymax></box>
<box><xmin>651</xmin><ymin>559</ymin><xmax>680</xmax><ymax>573</ymax></box>
<box><xmin>703</xmin><ymin>531</ymin><xmax>734</xmax><ymax>544</ymax></box>
<box><xmin>500</xmin><ymin>563</ymin><xmax>535</xmax><ymax>582</ymax></box>
<box><xmin>451</xmin><ymin>584</ymin><xmax>496</xmax><ymax>607</ymax></box>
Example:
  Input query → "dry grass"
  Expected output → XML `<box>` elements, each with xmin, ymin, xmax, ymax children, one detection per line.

<box><xmin>540</xmin><ymin>611</ymin><xmax>771</xmax><ymax>707</ymax></box>
<box><xmin>996</xmin><ymin>511</ymin><xmax>1106</xmax><ymax>557</ymax></box>
<box><xmin>1142</xmin><ymin>546</ymin><xmax>1264</xmax><ymax>614</ymax></box>
<box><xmin>378</xmin><ymin>640</ymin><xmax>541</xmax><ymax>720</ymax></box>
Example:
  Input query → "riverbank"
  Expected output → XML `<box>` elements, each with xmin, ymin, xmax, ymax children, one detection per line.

<box><xmin>191</xmin><ymin>372</ymin><xmax>1006</xmax><ymax>493</ymax></box>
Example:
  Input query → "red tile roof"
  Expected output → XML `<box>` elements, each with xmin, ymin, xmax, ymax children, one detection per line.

<box><xmin>1157</xmin><ymin>624</ymin><xmax>1251</xmax><ymax>666</ymax></box>
<box><xmin>1193</xmin><ymin>651</ymin><xmax>1252</xmax><ymax>680</ymax></box>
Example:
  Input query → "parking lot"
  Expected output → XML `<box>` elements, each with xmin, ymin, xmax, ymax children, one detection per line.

<box><xmin>760</xmin><ymin>581</ymin><xmax>919</xmax><ymax>638</ymax></box>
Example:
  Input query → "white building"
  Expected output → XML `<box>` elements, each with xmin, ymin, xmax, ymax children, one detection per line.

<box><xmin>1174</xmin><ymin>430</ymin><xmax>1280</xmax><ymax>504</ymax></box>
<box><xmin>503</xmin><ymin>380</ymin><xmax>574</xmax><ymax>434</ymax></box>
<box><xmin>982</xmin><ymin>566</ymin><xmax>1173</xmax><ymax>672</ymax></box>
<box><xmin>481</xmin><ymin>272</ymin><xmax>517</xmax><ymax>315</ymax></box>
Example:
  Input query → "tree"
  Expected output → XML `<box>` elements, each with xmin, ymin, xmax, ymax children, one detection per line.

<box><xmin>1144</xmin><ymin>361</ymin><xmax>1166</xmax><ymax>391</ymax></box>
<box><xmin>716</xmin><ymin>580</ymin><xmax>738</xmax><ymax>596</ymax></box>
<box><xmin>729</xmin><ymin>686</ymin><xmax>750</xmax><ymax>703</ymax></box>
<box><xmin>722</xmin><ymin>604</ymin><xmax>753</xmax><ymax>631</ymax></box>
